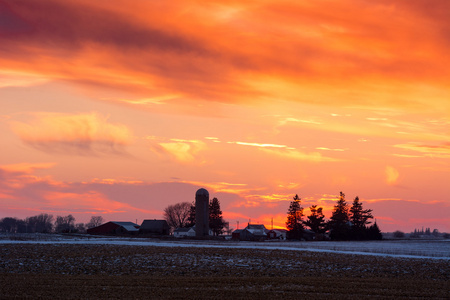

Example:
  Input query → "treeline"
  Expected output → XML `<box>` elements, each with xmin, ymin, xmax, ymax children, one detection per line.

<box><xmin>0</xmin><ymin>214</ymin><xmax>105</xmax><ymax>234</ymax></box>
<box><xmin>286</xmin><ymin>192</ymin><xmax>382</xmax><ymax>241</ymax></box>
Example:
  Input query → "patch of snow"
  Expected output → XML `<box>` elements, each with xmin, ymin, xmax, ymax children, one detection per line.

<box><xmin>0</xmin><ymin>236</ymin><xmax>449</xmax><ymax>260</ymax></box>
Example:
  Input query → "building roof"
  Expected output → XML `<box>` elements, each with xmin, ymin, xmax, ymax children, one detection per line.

<box><xmin>270</xmin><ymin>229</ymin><xmax>288</xmax><ymax>233</ymax></box>
<box><xmin>247</xmin><ymin>224</ymin><xmax>267</xmax><ymax>230</ymax></box>
<box><xmin>110</xmin><ymin>221</ymin><xmax>139</xmax><ymax>232</ymax></box>
<box><xmin>140</xmin><ymin>219</ymin><xmax>169</xmax><ymax>230</ymax></box>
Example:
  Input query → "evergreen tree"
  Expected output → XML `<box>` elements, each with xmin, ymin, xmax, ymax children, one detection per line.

<box><xmin>286</xmin><ymin>194</ymin><xmax>304</xmax><ymax>239</ymax></box>
<box><xmin>303</xmin><ymin>205</ymin><xmax>327</xmax><ymax>234</ymax></box>
<box><xmin>329</xmin><ymin>192</ymin><xmax>350</xmax><ymax>240</ymax></box>
<box><xmin>367</xmin><ymin>221</ymin><xmax>382</xmax><ymax>240</ymax></box>
<box><xmin>186</xmin><ymin>202</ymin><xmax>196</xmax><ymax>227</ymax></box>
<box><xmin>209</xmin><ymin>197</ymin><xmax>225</xmax><ymax>236</ymax></box>
<box><xmin>349</xmin><ymin>196</ymin><xmax>373</xmax><ymax>240</ymax></box>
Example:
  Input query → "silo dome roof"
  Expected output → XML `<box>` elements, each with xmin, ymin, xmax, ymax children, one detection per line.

<box><xmin>196</xmin><ymin>188</ymin><xmax>209</xmax><ymax>197</ymax></box>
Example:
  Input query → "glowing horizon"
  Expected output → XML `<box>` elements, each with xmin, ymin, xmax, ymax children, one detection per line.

<box><xmin>0</xmin><ymin>0</ymin><xmax>449</xmax><ymax>232</ymax></box>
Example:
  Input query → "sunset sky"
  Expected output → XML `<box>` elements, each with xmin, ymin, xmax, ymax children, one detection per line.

<box><xmin>1</xmin><ymin>0</ymin><xmax>449</xmax><ymax>232</ymax></box>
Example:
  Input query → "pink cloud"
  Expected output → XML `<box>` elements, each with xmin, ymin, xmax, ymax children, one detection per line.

<box><xmin>11</xmin><ymin>112</ymin><xmax>132</xmax><ymax>156</ymax></box>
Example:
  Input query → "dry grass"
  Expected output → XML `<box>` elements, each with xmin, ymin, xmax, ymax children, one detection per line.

<box><xmin>1</xmin><ymin>244</ymin><xmax>449</xmax><ymax>299</ymax></box>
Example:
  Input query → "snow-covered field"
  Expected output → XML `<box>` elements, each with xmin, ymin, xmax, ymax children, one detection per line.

<box><xmin>1</xmin><ymin>234</ymin><xmax>449</xmax><ymax>259</ymax></box>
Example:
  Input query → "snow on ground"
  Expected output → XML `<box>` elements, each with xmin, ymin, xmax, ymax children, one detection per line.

<box><xmin>1</xmin><ymin>234</ymin><xmax>449</xmax><ymax>260</ymax></box>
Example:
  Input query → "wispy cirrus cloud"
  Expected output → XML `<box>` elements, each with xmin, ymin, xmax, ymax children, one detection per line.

<box><xmin>227</xmin><ymin>141</ymin><xmax>290</xmax><ymax>149</ymax></box>
<box><xmin>394</xmin><ymin>143</ymin><xmax>450</xmax><ymax>158</ymax></box>
<box><xmin>11</xmin><ymin>112</ymin><xmax>132</xmax><ymax>156</ymax></box>
<box><xmin>0</xmin><ymin>162</ymin><xmax>56</xmax><ymax>175</ymax></box>
<box><xmin>261</xmin><ymin>148</ymin><xmax>340</xmax><ymax>162</ymax></box>
<box><xmin>148</xmin><ymin>137</ymin><xmax>206</xmax><ymax>163</ymax></box>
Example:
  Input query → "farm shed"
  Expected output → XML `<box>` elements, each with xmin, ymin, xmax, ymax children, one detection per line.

<box><xmin>139</xmin><ymin>220</ymin><xmax>170</xmax><ymax>235</ymax></box>
<box><xmin>173</xmin><ymin>227</ymin><xmax>196</xmax><ymax>238</ymax></box>
<box><xmin>232</xmin><ymin>224</ymin><xmax>269</xmax><ymax>241</ymax></box>
<box><xmin>267</xmin><ymin>229</ymin><xmax>287</xmax><ymax>240</ymax></box>
<box><xmin>87</xmin><ymin>221</ymin><xmax>140</xmax><ymax>235</ymax></box>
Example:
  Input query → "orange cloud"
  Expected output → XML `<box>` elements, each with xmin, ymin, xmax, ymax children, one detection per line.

<box><xmin>43</xmin><ymin>191</ymin><xmax>131</xmax><ymax>214</ymax></box>
<box><xmin>261</xmin><ymin>148</ymin><xmax>340</xmax><ymax>162</ymax></box>
<box><xmin>0</xmin><ymin>162</ymin><xmax>56</xmax><ymax>174</ymax></box>
<box><xmin>0</xmin><ymin>70</ymin><xmax>49</xmax><ymax>88</ymax></box>
<box><xmin>149</xmin><ymin>138</ymin><xmax>206</xmax><ymax>163</ymax></box>
<box><xmin>11</xmin><ymin>112</ymin><xmax>132</xmax><ymax>155</ymax></box>
<box><xmin>1</xmin><ymin>0</ymin><xmax>449</xmax><ymax>114</ymax></box>
<box><xmin>394</xmin><ymin>143</ymin><xmax>450</xmax><ymax>158</ymax></box>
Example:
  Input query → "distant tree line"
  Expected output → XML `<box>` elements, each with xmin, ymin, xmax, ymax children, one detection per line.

<box><xmin>286</xmin><ymin>192</ymin><xmax>382</xmax><ymax>241</ymax></box>
<box><xmin>0</xmin><ymin>214</ymin><xmax>105</xmax><ymax>234</ymax></box>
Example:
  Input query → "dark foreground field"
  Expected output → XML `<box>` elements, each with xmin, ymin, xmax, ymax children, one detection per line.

<box><xmin>1</xmin><ymin>244</ymin><xmax>449</xmax><ymax>299</ymax></box>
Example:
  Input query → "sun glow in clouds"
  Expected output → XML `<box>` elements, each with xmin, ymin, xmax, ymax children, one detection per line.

<box><xmin>385</xmin><ymin>166</ymin><xmax>400</xmax><ymax>186</ymax></box>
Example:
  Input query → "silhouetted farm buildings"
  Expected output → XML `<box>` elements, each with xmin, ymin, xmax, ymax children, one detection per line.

<box><xmin>86</xmin><ymin>189</ymin><xmax>315</xmax><ymax>241</ymax></box>
<box><xmin>139</xmin><ymin>220</ymin><xmax>170</xmax><ymax>235</ymax></box>
<box><xmin>87</xmin><ymin>221</ymin><xmax>140</xmax><ymax>235</ymax></box>
<box><xmin>87</xmin><ymin>220</ymin><xmax>170</xmax><ymax>236</ymax></box>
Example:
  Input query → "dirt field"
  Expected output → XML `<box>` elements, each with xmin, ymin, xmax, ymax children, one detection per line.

<box><xmin>1</xmin><ymin>243</ymin><xmax>449</xmax><ymax>299</ymax></box>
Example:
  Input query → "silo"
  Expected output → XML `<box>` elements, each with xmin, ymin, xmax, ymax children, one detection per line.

<box><xmin>195</xmin><ymin>188</ymin><xmax>209</xmax><ymax>237</ymax></box>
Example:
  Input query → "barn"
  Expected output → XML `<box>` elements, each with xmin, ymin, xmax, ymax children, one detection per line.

<box><xmin>87</xmin><ymin>221</ymin><xmax>140</xmax><ymax>235</ymax></box>
<box><xmin>139</xmin><ymin>220</ymin><xmax>170</xmax><ymax>235</ymax></box>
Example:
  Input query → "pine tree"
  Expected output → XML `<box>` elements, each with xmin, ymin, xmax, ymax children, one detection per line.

<box><xmin>209</xmin><ymin>197</ymin><xmax>225</xmax><ymax>236</ymax></box>
<box><xmin>349</xmin><ymin>196</ymin><xmax>373</xmax><ymax>240</ymax></box>
<box><xmin>286</xmin><ymin>194</ymin><xmax>304</xmax><ymax>239</ymax></box>
<box><xmin>329</xmin><ymin>192</ymin><xmax>350</xmax><ymax>240</ymax></box>
<box><xmin>186</xmin><ymin>202</ymin><xmax>196</xmax><ymax>227</ymax></box>
<box><xmin>303</xmin><ymin>205</ymin><xmax>327</xmax><ymax>235</ymax></box>
<box><xmin>367</xmin><ymin>221</ymin><xmax>382</xmax><ymax>240</ymax></box>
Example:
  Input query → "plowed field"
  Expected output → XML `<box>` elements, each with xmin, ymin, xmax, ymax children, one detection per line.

<box><xmin>1</xmin><ymin>243</ymin><xmax>449</xmax><ymax>299</ymax></box>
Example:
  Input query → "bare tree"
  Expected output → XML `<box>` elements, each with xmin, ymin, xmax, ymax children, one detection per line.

<box><xmin>75</xmin><ymin>223</ymin><xmax>86</xmax><ymax>233</ymax></box>
<box><xmin>164</xmin><ymin>202</ymin><xmax>191</xmax><ymax>230</ymax></box>
<box><xmin>86</xmin><ymin>216</ymin><xmax>105</xmax><ymax>229</ymax></box>
<box><xmin>54</xmin><ymin>215</ymin><xmax>76</xmax><ymax>233</ymax></box>
<box><xmin>26</xmin><ymin>214</ymin><xmax>54</xmax><ymax>233</ymax></box>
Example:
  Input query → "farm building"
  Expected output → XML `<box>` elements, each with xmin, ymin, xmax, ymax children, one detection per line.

<box><xmin>173</xmin><ymin>225</ymin><xmax>213</xmax><ymax>238</ymax></box>
<box><xmin>232</xmin><ymin>224</ymin><xmax>269</xmax><ymax>241</ymax></box>
<box><xmin>139</xmin><ymin>220</ymin><xmax>170</xmax><ymax>235</ymax></box>
<box><xmin>267</xmin><ymin>229</ymin><xmax>287</xmax><ymax>240</ymax></box>
<box><xmin>173</xmin><ymin>227</ymin><xmax>196</xmax><ymax>238</ymax></box>
<box><xmin>87</xmin><ymin>221</ymin><xmax>140</xmax><ymax>235</ymax></box>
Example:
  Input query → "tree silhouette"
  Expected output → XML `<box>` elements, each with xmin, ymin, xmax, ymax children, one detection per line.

<box><xmin>367</xmin><ymin>221</ymin><xmax>382</xmax><ymax>240</ymax></box>
<box><xmin>164</xmin><ymin>202</ymin><xmax>191</xmax><ymax>230</ymax></box>
<box><xmin>349</xmin><ymin>196</ymin><xmax>373</xmax><ymax>240</ymax></box>
<box><xmin>26</xmin><ymin>214</ymin><xmax>54</xmax><ymax>233</ymax></box>
<box><xmin>54</xmin><ymin>215</ymin><xmax>76</xmax><ymax>233</ymax></box>
<box><xmin>186</xmin><ymin>201</ymin><xmax>196</xmax><ymax>227</ymax></box>
<box><xmin>286</xmin><ymin>194</ymin><xmax>304</xmax><ymax>239</ymax></box>
<box><xmin>329</xmin><ymin>192</ymin><xmax>350</xmax><ymax>240</ymax></box>
<box><xmin>304</xmin><ymin>205</ymin><xmax>327</xmax><ymax>235</ymax></box>
<box><xmin>86</xmin><ymin>216</ymin><xmax>105</xmax><ymax>229</ymax></box>
<box><xmin>209</xmin><ymin>197</ymin><xmax>225</xmax><ymax>236</ymax></box>
<box><xmin>0</xmin><ymin>217</ymin><xmax>19</xmax><ymax>233</ymax></box>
